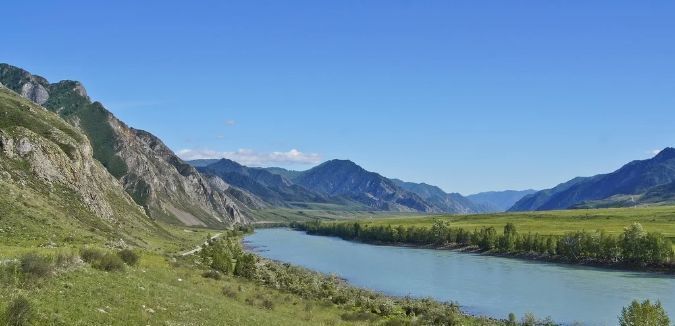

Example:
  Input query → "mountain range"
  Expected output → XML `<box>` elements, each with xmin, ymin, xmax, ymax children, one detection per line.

<box><xmin>466</xmin><ymin>190</ymin><xmax>537</xmax><ymax>212</ymax></box>
<box><xmin>510</xmin><ymin>148</ymin><xmax>675</xmax><ymax>211</ymax></box>
<box><xmin>0</xmin><ymin>62</ymin><xmax>504</xmax><ymax>231</ymax></box>
<box><xmin>5</xmin><ymin>62</ymin><xmax>675</xmax><ymax>230</ymax></box>
<box><xmin>0</xmin><ymin>63</ymin><xmax>248</xmax><ymax>227</ymax></box>
<box><xmin>192</xmin><ymin>158</ymin><xmax>488</xmax><ymax>214</ymax></box>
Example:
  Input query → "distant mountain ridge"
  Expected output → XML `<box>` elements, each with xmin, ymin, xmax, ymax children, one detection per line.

<box><xmin>510</xmin><ymin>148</ymin><xmax>675</xmax><ymax>211</ymax></box>
<box><xmin>391</xmin><ymin>179</ymin><xmax>481</xmax><ymax>214</ymax></box>
<box><xmin>197</xmin><ymin>159</ymin><xmax>328</xmax><ymax>207</ymax></box>
<box><xmin>191</xmin><ymin>159</ymin><xmax>483</xmax><ymax>214</ymax></box>
<box><xmin>466</xmin><ymin>189</ymin><xmax>537</xmax><ymax>212</ymax></box>
<box><xmin>293</xmin><ymin>160</ymin><xmax>436</xmax><ymax>212</ymax></box>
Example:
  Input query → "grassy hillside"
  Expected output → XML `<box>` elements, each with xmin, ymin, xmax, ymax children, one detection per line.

<box><xmin>0</xmin><ymin>226</ymin><xmax>508</xmax><ymax>326</ymax></box>
<box><xmin>0</xmin><ymin>248</ymin><xmax>370</xmax><ymax>325</ymax></box>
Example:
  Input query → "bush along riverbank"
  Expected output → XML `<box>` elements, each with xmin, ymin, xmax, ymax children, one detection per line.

<box><xmin>291</xmin><ymin>220</ymin><xmax>674</xmax><ymax>272</ymax></box>
<box><xmin>196</xmin><ymin>234</ymin><xmax>547</xmax><ymax>325</ymax></box>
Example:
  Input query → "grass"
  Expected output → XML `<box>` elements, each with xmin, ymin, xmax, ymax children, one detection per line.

<box><xmin>0</xmin><ymin>246</ymin><xmax>390</xmax><ymax>325</ymax></box>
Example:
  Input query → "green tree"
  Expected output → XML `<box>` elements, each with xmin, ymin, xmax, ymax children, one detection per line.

<box><xmin>430</xmin><ymin>220</ymin><xmax>449</xmax><ymax>245</ymax></box>
<box><xmin>619</xmin><ymin>300</ymin><xmax>670</xmax><ymax>326</ymax></box>
<box><xmin>622</xmin><ymin>222</ymin><xmax>646</xmax><ymax>264</ymax></box>
<box><xmin>501</xmin><ymin>223</ymin><xmax>518</xmax><ymax>252</ymax></box>
<box><xmin>643</xmin><ymin>232</ymin><xmax>674</xmax><ymax>265</ymax></box>
<box><xmin>233</xmin><ymin>253</ymin><xmax>257</xmax><ymax>279</ymax></box>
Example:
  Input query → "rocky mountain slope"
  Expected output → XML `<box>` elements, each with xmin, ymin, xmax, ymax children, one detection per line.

<box><xmin>292</xmin><ymin>160</ymin><xmax>437</xmax><ymax>212</ymax></box>
<box><xmin>0</xmin><ymin>63</ymin><xmax>250</xmax><ymax>226</ymax></box>
<box><xmin>0</xmin><ymin>86</ymin><xmax>165</xmax><ymax>246</ymax></box>
<box><xmin>195</xmin><ymin>158</ymin><xmax>484</xmax><ymax>214</ymax></box>
<box><xmin>391</xmin><ymin>179</ymin><xmax>483</xmax><ymax>214</ymax></box>
<box><xmin>197</xmin><ymin>159</ymin><xmax>327</xmax><ymax>206</ymax></box>
<box><xmin>466</xmin><ymin>189</ymin><xmax>537</xmax><ymax>212</ymax></box>
<box><xmin>510</xmin><ymin>148</ymin><xmax>675</xmax><ymax>211</ymax></box>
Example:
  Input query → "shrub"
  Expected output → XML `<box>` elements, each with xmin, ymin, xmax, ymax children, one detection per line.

<box><xmin>54</xmin><ymin>251</ymin><xmax>79</xmax><ymax>268</ymax></box>
<box><xmin>222</xmin><ymin>286</ymin><xmax>238</xmax><ymax>299</ymax></box>
<box><xmin>521</xmin><ymin>313</ymin><xmax>537</xmax><ymax>326</ymax></box>
<box><xmin>261</xmin><ymin>297</ymin><xmax>275</xmax><ymax>310</ymax></box>
<box><xmin>377</xmin><ymin>299</ymin><xmax>396</xmax><ymax>316</ymax></box>
<box><xmin>93</xmin><ymin>253</ymin><xmax>125</xmax><ymax>272</ymax></box>
<box><xmin>340</xmin><ymin>311</ymin><xmax>378</xmax><ymax>322</ymax></box>
<box><xmin>619</xmin><ymin>300</ymin><xmax>670</xmax><ymax>326</ymax></box>
<box><xmin>20</xmin><ymin>253</ymin><xmax>53</xmax><ymax>278</ymax></box>
<box><xmin>117</xmin><ymin>249</ymin><xmax>139</xmax><ymax>266</ymax></box>
<box><xmin>202</xmin><ymin>270</ymin><xmax>222</xmax><ymax>280</ymax></box>
<box><xmin>80</xmin><ymin>247</ymin><xmax>105</xmax><ymax>263</ymax></box>
<box><xmin>4</xmin><ymin>296</ymin><xmax>32</xmax><ymax>326</ymax></box>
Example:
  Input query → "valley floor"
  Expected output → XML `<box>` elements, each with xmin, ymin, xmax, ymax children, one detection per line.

<box><xmin>352</xmin><ymin>205</ymin><xmax>675</xmax><ymax>248</ymax></box>
<box><xmin>0</xmin><ymin>224</ymin><xmax>505</xmax><ymax>326</ymax></box>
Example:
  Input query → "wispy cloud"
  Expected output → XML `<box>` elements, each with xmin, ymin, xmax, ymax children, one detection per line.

<box><xmin>224</xmin><ymin>119</ymin><xmax>236</xmax><ymax>126</ymax></box>
<box><xmin>647</xmin><ymin>149</ymin><xmax>662</xmax><ymax>156</ymax></box>
<box><xmin>177</xmin><ymin>148</ymin><xmax>322</xmax><ymax>166</ymax></box>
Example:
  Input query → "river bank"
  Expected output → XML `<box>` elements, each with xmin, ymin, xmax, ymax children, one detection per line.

<box><xmin>291</xmin><ymin>220</ymin><xmax>674</xmax><ymax>274</ymax></box>
<box><xmin>246</xmin><ymin>228</ymin><xmax>675</xmax><ymax>325</ymax></box>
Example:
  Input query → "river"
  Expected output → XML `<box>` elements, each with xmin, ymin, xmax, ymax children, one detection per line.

<box><xmin>244</xmin><ymin>228</ymin><xmax>675</xmax><ymax>325</ymax></box>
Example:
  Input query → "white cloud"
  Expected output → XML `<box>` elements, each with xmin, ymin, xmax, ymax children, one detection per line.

<box><xmin>648</xmin><ymin>149</ymin><xmax>662</xmax><ymax>156</ymax></box>
<box><xmin>224</xmin><ymin>119</ymin><xmax>236</xmax><ymax>126</ymax></box>
<box><xmin>177</xmin><ymin>148</ymin><xmax>322</xmax><ymax>166</ymax></box>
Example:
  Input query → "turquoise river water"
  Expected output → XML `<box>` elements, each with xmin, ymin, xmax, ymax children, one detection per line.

<box><xmin>244</xmin><ymin>228</ymin><xmax>674</xmax><ymax>325</ymax></box>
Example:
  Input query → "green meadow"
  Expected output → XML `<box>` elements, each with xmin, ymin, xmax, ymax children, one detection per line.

<box><xmin>348</xmin><ymin>206</ymin><xmax>675</xmax><ymax>245</ymax></box>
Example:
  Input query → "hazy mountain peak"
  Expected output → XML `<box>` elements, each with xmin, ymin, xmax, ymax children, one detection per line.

<box><xmin>510</xmin><ymin>148</ymin><xmax>675</xmax><ymax>211</ymax></box>
<box><xmin>653</xmin><ymin>147</ymin><xmax>675</xmax><ymax>161</ymax></box>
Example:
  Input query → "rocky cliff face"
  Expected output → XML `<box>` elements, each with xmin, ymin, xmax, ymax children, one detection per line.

<box><xmin>0</xmin><ymin>86</ymin><xmax>162</xmax><ymax>245</ymax></box>
<box><xmin>0</xmin><ymin>63</ymin><xmax>250</xmax><ymax>226</ymax></box>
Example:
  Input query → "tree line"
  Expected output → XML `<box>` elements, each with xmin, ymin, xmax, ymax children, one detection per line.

<box><xmin>291</xmin><ymin>220</ymin><xmax>674</xmax><ymax>268</ymax></box>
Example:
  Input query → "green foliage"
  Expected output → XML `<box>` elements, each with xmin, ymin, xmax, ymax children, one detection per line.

<box><xmin>43</xmin><ymin>84</ymin><xmax>128</xmax><ymax>179</ymax></box>
<box><xmin>200</xmin><ymin>239</ymin><xmax>234</xmax><ymax>274</ymax></box>
<box><xmin>3</xmin><ymin>296</ymin><xmax>33</xmax><ymax>326</ymax></box>
<box><xmin>202</xmin><ymin>269</ymin><xmax>223</xmax><ymax>280</ymax></box>
<box><xmin>619</xmin><ymin>300</ymin><xmax>670</xmax><ymax>326</ymax></box>
<box><xmin>294</xmin><ymin>221</ymin><xmax>674</xmax><ymax>268</ymax></box>
<box><xmin>233</xmin><ymin>253</ymin><xmax>257</xmax><ymax>279</ymax></box>
<box><xmin>92</xmin><ymin>253</ymin><xmax>126</xmax><ymax>272</ymax></box>
<box><xmin>117</xmin><ymin>249</ymin><xmax>140</xmax><ymax>266</ymax></box>
<box><xmin>81</xmin><ymin>248</ymin><xmax>126</xmax><ymax>272</ymax></box>
<box><xmin>80</xmin><ymin>247</ymin><xmax>105</xmax><ymax>263</ymax></box>
<box><xmin>222</xmin><ymin>285</ymin><xmax>238</xmax><ymax>298</ymax></box>
<box><xmin>199</xmin><ymin>236</ymin><xmax>258</xmax><ymax>279</ymax></box>
<box><xmin>19</xmin><ymin>253</ymin><xmax>53</xmax><ymax>279</ymax></box>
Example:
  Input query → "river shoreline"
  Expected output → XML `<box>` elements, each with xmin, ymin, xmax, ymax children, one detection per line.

<box><xmin>294</xmin><ymin>228</ymin><xmax>675</xmax><ymax>275</ymax></box>
<box><xmin>241</xmin><ymin>237</ymin><xmax>509</xmax><ymax>325</ymax></box>
<box><xmin>246</xmin><ymin>227</ymin><xmax>675</xmax><ymax>324</ymax></box>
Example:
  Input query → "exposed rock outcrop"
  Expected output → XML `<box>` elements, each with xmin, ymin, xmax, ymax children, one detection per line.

<box><xmin>0</xmin><ymin>63</ymin><xmax>251</xmax><ymax>226</ymax></box>
<box><xmin>0</xmin><ymin>87</ymin><xmax>146</xmax><ymax>222</ymax></box>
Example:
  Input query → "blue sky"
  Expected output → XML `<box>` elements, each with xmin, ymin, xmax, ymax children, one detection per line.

<box><xmin>3</xmin><ymin>1</ymin><xmax>675</xmax><ymax>194</ymax></box>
